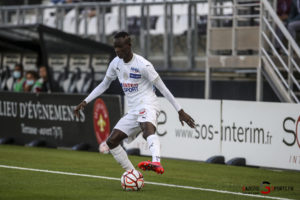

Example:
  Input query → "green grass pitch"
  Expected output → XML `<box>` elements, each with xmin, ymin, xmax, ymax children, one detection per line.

<box><xmin>0</xmin><ymin>145</ymin><xmax>299</xmax><ymax>200</ymax></box>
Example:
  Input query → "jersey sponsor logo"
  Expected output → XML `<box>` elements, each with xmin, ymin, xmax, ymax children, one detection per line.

<box><xmin>121</xmin><ymin>83</ymin><xmax>139</xmax><ymax>92</ymax></box>
<box><xmin>129</xmin><ymin>73</ymin><xmax>141</xmax><ymax>79</ymax></box>
<box><xmin>130</xmin><ymin>67</ymin><xmax>139</xmax><ymax>73</ymax></box>
<box><xmin>93</xmin><ymin>98</ymin><xmax>110</xmax><ymax>144</ymax></box>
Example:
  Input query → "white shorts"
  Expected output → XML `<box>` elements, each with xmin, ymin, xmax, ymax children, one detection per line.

<box><xmin>114</xmin><ymin>106</ymin><xmax>160</xmax><ymax>143</ymax></box>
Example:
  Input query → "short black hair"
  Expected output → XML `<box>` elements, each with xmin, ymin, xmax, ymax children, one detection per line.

<box><xmin>114</xmin><ymin>31</ymin><xmax>130</xmax><ymax>39</ymax></box>
<box><xmin>114</xmin><ymin>31</ymin><xmax>131</xmax><ymax>45</ymax></box>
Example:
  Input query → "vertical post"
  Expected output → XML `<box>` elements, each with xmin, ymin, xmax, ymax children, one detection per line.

<box><xmin>271</xmin><ymin>0</ymin><xmax>277</xmax><ymax>47</ymax></box>
<box><xmin>16</xmin><ymin>9</ymin><xmax>20</xmax><ymax>25</ymax></box>
<box><xmin>205</xmin><ymin>0</ymin><xmax>212</xmax><ymax>99</ymax></box>
<box><xmin>169</xmin><ymin>2</ymin><xmax>173</xmax><ymax>57</ymax></box>
<box><xmin>21</xmin><ymin>9</ymin><xmax>25</xmax><ymax>24</ymax></box>
<box><xmin>96</xmin><ymin>6</ymin><xmax>100</xmax><ymax>42</ymax></box>
<box><xmin>140</xmin><ymin>3</ymin><xmax>146</xmax><ymax>57</ymax></box>
<box><xmin>36</xmin><ymin>7</ymin><xmax>43</xmax><ymax>24</ymax></box>
<box><xmin>163</xmin><ymin>2</ymin><xmax>171</xmax><ymax>69</ymax></box>
<box><xmin>123</xmin><ymin>3</ymin><xmax>127</xmax><ymax>32</ymax></box>
<box><xmin>84</xmin><ymin>7</ymin><xmax>88</xmax><ymax>37</ymax></box>
<box><xmin>40</xmin><ymin>8</ymin><xmax>44</xmax><ymax>24</ymax></box>
<box><xmin>145</xmin><ymin>4</ymin><xmax>150</xmax><ymax>59</ymax></box>
<box><xmin>232</xmin><ymin>0</ymin><xmax>237</xmax><ymax>56</ymax></box>
<box><xmin>0</xmin><ymin>8</ymin><xmax>2</xmax><ymax>24</ymax></box>
<box><xmin>119</xmin><ymin>3</ymin><xmax>127</xmax><ymax>31</ymax></box>
<box><xmin>75</xmin><ymin>6</ymin><xmax>79</xmax><ymax>35</ymax></box>
<box><xmin>256</xmin><ymin>0</ymin><xmax>263</xmax><ymax>101</ymax></box>
<box><xmin>288</xmin><ymin>43</ymin><xmax>293</xmax><ymax>99</ymax></box>
<box><xmin>4</xmin><ymin>9</ymin><xmax>8</xmax><ymax>24</ymax></box>
<box><xmin>55</xmin><ymin>7</ymin><xmax>59</xmax><ymax>29</ymax></box>
<box><xmin>118</xmin><ymin>4</ymin><xmax>122</xmax><ymax>31</ymax></box>
<box><xmin>101</xmin><ymin>6</ymin><xmax>106</xmax><ymax>43</ymax></box>
<box><xmin>60</xmin><ymin>8</ymin><xmax>65</xmax><ymax>30</ymax></box>
<box><xmin>193</xmin><ymin>3</ymin><xmax>198</xmax><ymax>66</ymax></box>
<box><xmin>187</xmin><ymin>1</ymin><xmax>195</xmax><ymax>69</ymax></box>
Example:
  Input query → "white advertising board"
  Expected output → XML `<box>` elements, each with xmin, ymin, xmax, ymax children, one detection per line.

<box><xmin>124</xmin><ymin>97</ymin><xmax>222</xmax><ymax>161</ymax></box>
<box><xmin>221</xmin><ymin>100</ymin><xmax>300</xmax><ymax>170</ymax></box>
<box><xmin>123</xmin><ymin>97</ymin><xmax>300</xmax><ymax>171</ymax></box>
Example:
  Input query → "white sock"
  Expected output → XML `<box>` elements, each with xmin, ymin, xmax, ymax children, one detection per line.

<box><xmin>110</xmin><ymin>145</ymin><xmax>135</xmax><ymax>170</ymax></box>
<box><xmin>147</xmin><ymin>134</ymin><xmax>161</xmax><ymax>163</ymax></box>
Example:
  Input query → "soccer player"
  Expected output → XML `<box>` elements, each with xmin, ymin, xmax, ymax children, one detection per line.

<box><xmin>74</xmin><ymin>31</ymin><xmax>195</xmax><ymax>174</ymax></box>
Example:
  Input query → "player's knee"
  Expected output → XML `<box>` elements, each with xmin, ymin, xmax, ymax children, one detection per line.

<box><xmin>106</xmin><ymin>137</ymin><xmax>119</xmax><ymax>149</ymax></box>
<box><xmin>106</xmin><ymin>130</ymin><xmax>128</xmax><ymax>149</ymax></box>
<box><xmin>142</xmin><ymin>132</ymin><xmax>154</xmax><ymax>140</ymax></box>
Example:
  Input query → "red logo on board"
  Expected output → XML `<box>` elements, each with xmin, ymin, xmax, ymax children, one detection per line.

<box><xmin>93</xmin><ymin>98</ymin><xmax>110</xmax><ymax>144</ymax></box>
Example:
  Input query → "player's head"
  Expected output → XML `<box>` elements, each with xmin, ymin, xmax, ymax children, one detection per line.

<box><xmin>113</xmin><ymin>31</ymin><xmax>132</xmax><ymax>60</ymax></box>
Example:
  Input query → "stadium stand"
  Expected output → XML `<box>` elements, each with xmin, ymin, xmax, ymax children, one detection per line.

<box><xmin>0</xmin><ymin>0</ymin><xmax>299</xmax><ymax>102</ymax></box>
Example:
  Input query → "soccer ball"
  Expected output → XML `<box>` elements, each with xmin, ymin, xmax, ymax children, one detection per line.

<box><xmin>121</xmin><ymin>169</ymin><xmax>144</xmax><ymax>191</ymax></box>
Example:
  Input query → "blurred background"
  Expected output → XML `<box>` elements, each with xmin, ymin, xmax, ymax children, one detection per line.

<box><xmin>1</xmin><ymin>0</ymin><xmax>299</xmax><ymax>102</ymax></box>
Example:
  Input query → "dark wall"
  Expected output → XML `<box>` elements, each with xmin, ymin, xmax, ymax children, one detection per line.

<box><xmin>104</xmin><ymin>78</ymin><xmax>280</xmax><ymax>102</ymax></box>
<box><xmin>160</xmin><ymin>78</ymin><xmax>280</xmax><ymax>102</ymax></box>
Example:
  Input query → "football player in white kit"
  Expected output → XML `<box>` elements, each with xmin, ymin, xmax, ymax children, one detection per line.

<box><xmin>74</xmin><ymin>31</ymin><xmax>195</xmax><ymax>174</ymax></box>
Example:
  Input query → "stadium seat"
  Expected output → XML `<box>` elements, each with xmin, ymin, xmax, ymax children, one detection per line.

<box><xmin>63</xmin><ymin>9</ymin><xmax>77</xmax><ymax>34</ymax></box>
<box><xmin>86</xmin><ymin>17</ymin><xmax>97</xmax><ymax>35</ymax></box>
<box><xmin>173</xmin><ymin>15</ymin><xmax>188</xmax><ymax>35</ymax></box>
<box><xmin>0</xmin><ymin>66</ymin><xmax>14</xmax><ymax>91</ymax></box>
<box><xmin>43</xmin><ymin>4</ymin><xmax>57</xmax><ymax>28</ymax></box>
<box><xmin>80</xmin><ymin>67</ymin><xmax>94</xmax><ymax>93</ymax></box>
<box><xmin>53</xmin><ymin>66</ymin><xmax>70</xmax><ymax>92</ymax></box>
<box><xmin>149</xmin><ymin>16</ymin><xmax>164</xmax><ymax>35</ymax></box>
<box><xmin>105</xmin><ymin>14</ymin><xmax>119</xmax><ymax>35</ymax></box>
<box><xmin>62</xmin><ymin>70</ymin><xmax>75</xmax><ymax>93</ymax></box>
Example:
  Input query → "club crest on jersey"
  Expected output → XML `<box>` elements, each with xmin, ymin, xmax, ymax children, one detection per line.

<box><xmin>121</xmin><ymin>83</ymin><xmax>138</xmax><ymax>92</ymax></box>
<box><xmin>123</xmin><ymin>72</ymin><xmax>128</xmax><ymax>80</ymax></box>
<box><xmin>130</xmin><ymin>73</ymin><xmax>141</xmax><ymax>79</ymax></box>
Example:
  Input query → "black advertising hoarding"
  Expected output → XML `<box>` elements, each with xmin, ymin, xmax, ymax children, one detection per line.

<box><xmin>0</xmin><ymin>92</ymin><xmax>122</xmax><ymax>151</ymax></box>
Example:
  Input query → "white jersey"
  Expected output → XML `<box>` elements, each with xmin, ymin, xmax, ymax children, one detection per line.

<box><xmin>106</xmin><ymin>53</ymin><xmax>160</xmax><ymax>113</ymax></box>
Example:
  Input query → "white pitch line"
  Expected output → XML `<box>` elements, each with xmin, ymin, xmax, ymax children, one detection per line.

<box><xmin>0</xmin><ymin>164</ymin><xmax>294</xmax><ymax>200</ymax></box>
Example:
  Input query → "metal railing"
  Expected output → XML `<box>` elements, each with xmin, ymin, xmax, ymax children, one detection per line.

<box><xmin>260</xmin><ymin>0</ymin><xmax>300</xmax><ymax>103</ymax></box>
<box><xmin>205</xmin><ymin>0</ymin><xmax>264</xmax><ymax>99</ymax></box>
<box><xmin>0</xmin><ymin>0</ymin><xmax>208</xmax><ymax>70</ymax></box>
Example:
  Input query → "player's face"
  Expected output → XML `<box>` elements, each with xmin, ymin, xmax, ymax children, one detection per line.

<box><xmin>113</xmin><ymin>38</ymin><xmax>131</xmax><ymax>60</ymax></box>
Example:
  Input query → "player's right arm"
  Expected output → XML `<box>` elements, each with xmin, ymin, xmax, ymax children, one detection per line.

<box><xmin>73</xmin><ymin>77</ymin><xmax>113</xmax><ymax>118</ymax></box>
<box><xmin>74</xmin><ymin>59</ymin><xmax>118</xmax><ymax>118</ymax></box>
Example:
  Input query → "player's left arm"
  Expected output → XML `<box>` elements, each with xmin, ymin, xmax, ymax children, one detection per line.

<box><xmin>153</xmin><ymin>77</ymin><xmax>195</xmax><ymax>128</ymax></box>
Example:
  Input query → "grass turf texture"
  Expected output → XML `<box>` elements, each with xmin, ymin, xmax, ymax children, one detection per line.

<box><xmin>0</xmin><ymin>145</ymin><xmax>299</xmax><ymax>200</ymax></box>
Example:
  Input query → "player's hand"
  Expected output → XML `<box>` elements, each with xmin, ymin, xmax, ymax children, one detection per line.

<box><xmin>74</xmin><ymin>101</ymin><xmax>87</xmax><ymax>118</ymax></box>
<box><xmin>178</xmin><ymin>109</ymin><xmax>195</xmax><ymax>128</ymax></box>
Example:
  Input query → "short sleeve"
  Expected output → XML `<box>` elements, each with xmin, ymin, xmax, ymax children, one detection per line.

<box><xmin>141</xmin><ymin>62</ymin><xmax>159</xmax><ymax>82</ymax></box>
<box><xmin>105</xmin><ymin>59</ymin><xmax>117</xmax><ymax>80</ymax></box>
